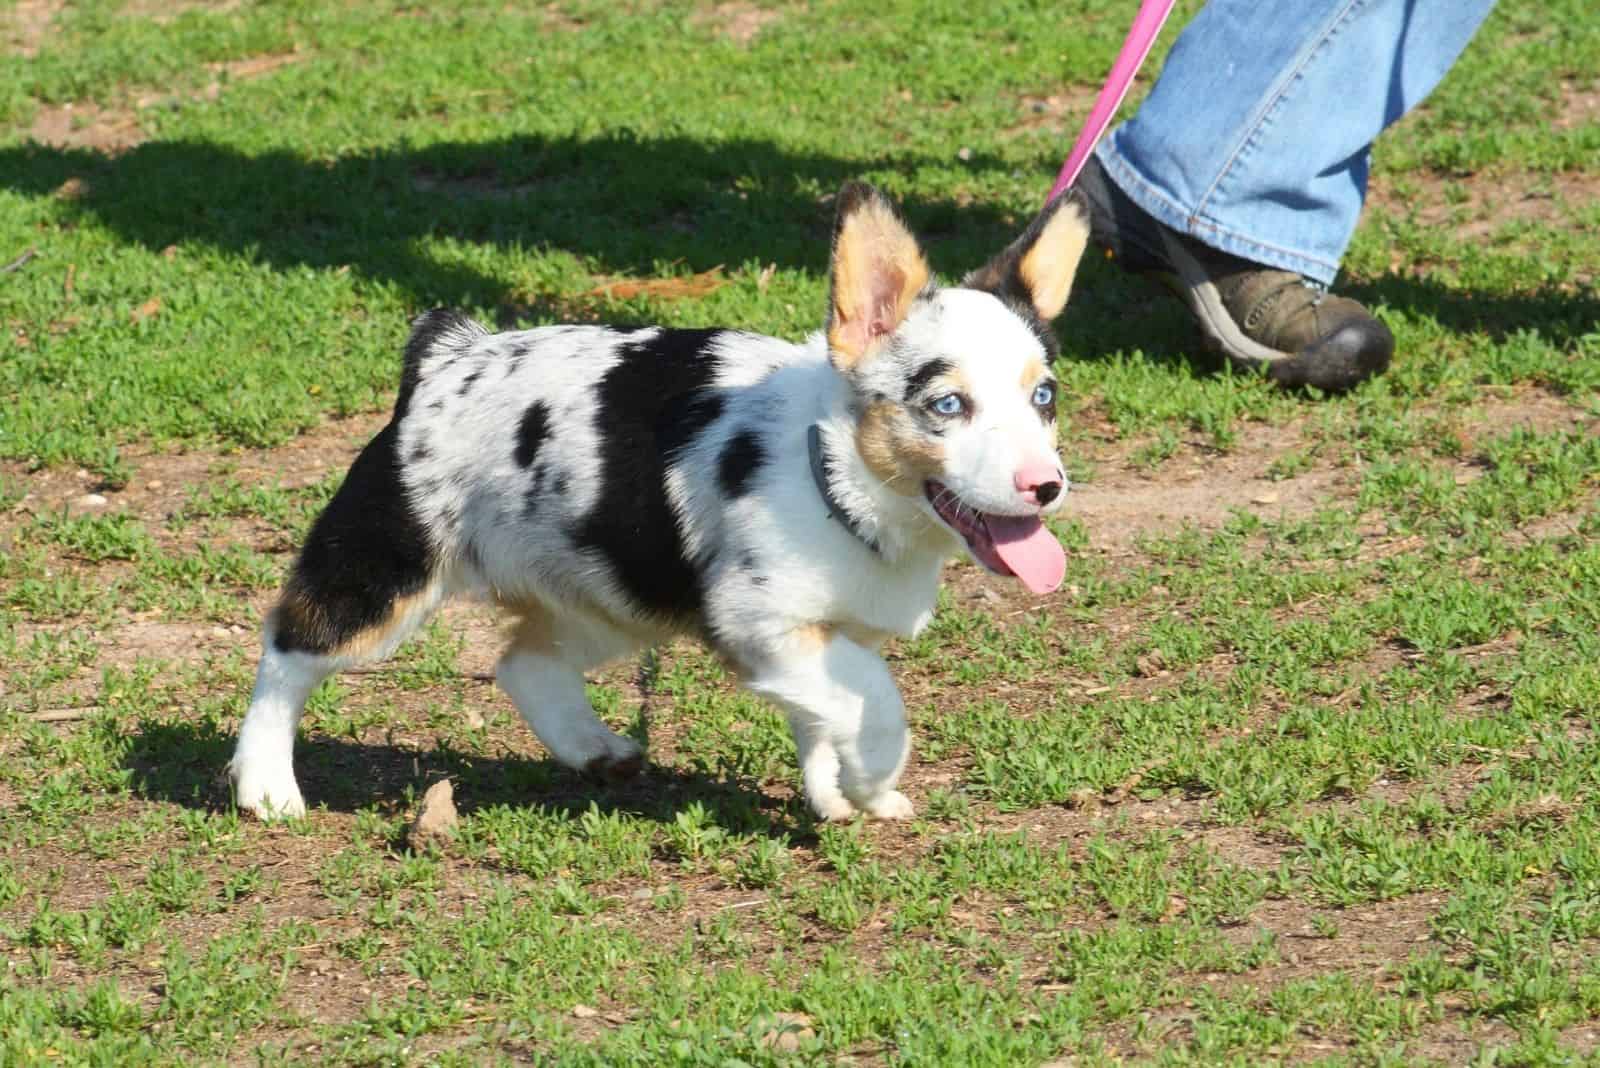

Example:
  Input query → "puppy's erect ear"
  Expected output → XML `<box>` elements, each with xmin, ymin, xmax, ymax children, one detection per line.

<box><xmin>826</xmin><ymin>182</ymin><xmax>931</xmax><ymax>370</ymax></box>
<box><xmin>963</xmin><ymin>189</ymin><xmax>1091</xmax><ymax>324</ymax></box>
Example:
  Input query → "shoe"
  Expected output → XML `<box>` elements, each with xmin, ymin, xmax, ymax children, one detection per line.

<box><xmin>1074</xmin><ymin>156</ymin><xmax>1393</xmax><ymax>392</ymax></box>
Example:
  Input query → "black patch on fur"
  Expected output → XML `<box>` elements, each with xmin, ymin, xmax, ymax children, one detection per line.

<box><xmin>526</xmin><ymin>463</ymin><xmax>552</xmax><ymax>517</ymax></box>
<box><xmin>505</xmin><ymin>342</ymin><xmax>528</xmax><ymax>376</ymax></box>
<box><xmin>717</xmin><ymin>428</ymin><xmax>765</xmax><ymax>499</ymax></box>
<box><xmin>659</xmin><ymin>391</ymin><xmax>725</xmax><ymax>460</ymax></box>
<box><xmin>523</xmin><ymin>461</ymin><xmax>552</xmax><ymax>518</ymax></box>
<box><xmin>399</xmin><ymin>309</ymin><xmax>479</xmax><ymax>416</ymax></box>
<box><xmin>514</xmin><ymin>401</ymin><xmax>552</xmax><ymax>469</ymax></box>
<box><xmin>551</xmin><ymin>472</ymin><xmax>569</xmax><ymax>497</ymax></box>
<box><xmin>904</xmin><ymin>358</ymin><xmax>954</xmax><ymax>402</ymax></box>
<box><xmin>273</xmin><ymin>422</ymin><xmax>435</xmax><ymax>655</ymax></box>
<box><xmin>457</xmin><ymin>364</ymin><xmax>486</xmax><ymax>398</ymax></box>
<box><xmin>574</xmin><ymin>328</ymin><xmax>727</xmax><ymax>619</ymax></box>
<box><xmin>409</xmin><ymin>442</ymin><xmax>430</xmax><ymax>464</ymax></box>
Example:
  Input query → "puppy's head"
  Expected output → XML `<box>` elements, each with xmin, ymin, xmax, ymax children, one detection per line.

<box><xmin>825</xmin><ymin>182</ymin><xmax>1090</xmax><ymax>593</ymax></box>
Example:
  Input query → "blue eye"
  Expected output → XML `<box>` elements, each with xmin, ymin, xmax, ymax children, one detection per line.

<box><xmin>930</xmin><ymin>393</ymin><xmax>965</xmax><ymax>417</ymax></box>
<box><xmin>1032</xmin><ymin>382</ymin><xmax>1056</xmax><ymax>408</ymax></box>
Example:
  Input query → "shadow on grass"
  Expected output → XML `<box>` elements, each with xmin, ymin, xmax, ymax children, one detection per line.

<box><xmin>1344</xmin><ymin>275</ymin><xmax>1600</xmax><ymax>351</ymax></box>
<box><xmin>126</xmin><ymin>715</ymin><xmax>807</xmax><ymax>838</ymax></box>
<box><xmin>0</xmin><ymin>134</ymin><xmax>1035</xmax><ymax>312</ymax></box>
<box><xmin>6</xmin><ymin>135</ymin><xmax>1584</xmax><ymax>381</ymax></box>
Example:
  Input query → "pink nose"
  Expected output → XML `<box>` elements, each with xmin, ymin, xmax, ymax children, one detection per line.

<box><xmin>1015</xmin><ymin>460</ymin><xmax>1064</xmax><ymax>506</ymax></box>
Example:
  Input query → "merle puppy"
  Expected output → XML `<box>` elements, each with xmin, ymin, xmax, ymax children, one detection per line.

<box><xmin>232</xmin><ymin>182</ymin><xmax>1090</xmax><ymax>822</ymax></box>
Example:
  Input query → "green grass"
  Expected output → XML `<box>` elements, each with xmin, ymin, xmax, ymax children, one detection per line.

<box><xmin>2</xmin><ymin>0</ymin><xmax>1599</xmax><ymax>1064</ymax></box>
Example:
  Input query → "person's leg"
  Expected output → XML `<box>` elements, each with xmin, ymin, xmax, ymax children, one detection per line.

<box><xmin>1101</xmin><ymin>0</ymin><xmax>1496</xmax><ymax>282</ymax></box>
<box><xmin>1081</xmin><ymin>0</ymin><xmax>1496</xmax><ymax>390</ymax></box>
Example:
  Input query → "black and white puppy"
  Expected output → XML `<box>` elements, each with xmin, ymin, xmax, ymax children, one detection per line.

<box><xmin>231</xmin><ymin>183</ymin><xmax>1090</xmax><ymax>822</ymax></box>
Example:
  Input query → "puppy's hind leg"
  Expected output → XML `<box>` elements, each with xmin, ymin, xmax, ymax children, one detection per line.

<box><xmin>232</xmin><ymin>619</ymin><xmax>333</xmax><ymax>821</ymax></box>
<box><xmin>496</xmin><ymin>608</ymin><xmax>646</xmax><ymax>778</ymax></box>
<box><xmin>232</xmin><ymin>422</ymin><xmax>444</xmax><ymax>820</ymax></box>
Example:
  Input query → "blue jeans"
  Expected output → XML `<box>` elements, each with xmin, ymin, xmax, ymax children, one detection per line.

<box><xmin>1096</xmin><ymin>0</ymin><xmax>1496</xmax><ymax>285</ymax></box>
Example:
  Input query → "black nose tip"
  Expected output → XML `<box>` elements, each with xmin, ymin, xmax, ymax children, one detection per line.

<box><xmin>1035</xmin><ymin>480</ymin><xmax>1062</xmax><ymax>505</ymax></box>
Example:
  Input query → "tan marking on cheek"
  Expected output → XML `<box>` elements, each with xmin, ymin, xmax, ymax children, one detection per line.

<box><xmin>856</xmin><ymin>401</ymin><xmax>946</xmax><ymax>496</ymax></box>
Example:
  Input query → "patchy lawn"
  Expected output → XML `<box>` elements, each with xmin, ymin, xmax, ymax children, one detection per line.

<box><xmin>2</xmin><ymin>0</ymin><xmax>1598</xmax><ymax>1064</ymax></box>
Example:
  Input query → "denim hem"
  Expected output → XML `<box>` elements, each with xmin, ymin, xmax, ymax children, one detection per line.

<box><xmin>1193</xmin><ymin>0</ymin><xmax>1371</xmax><ymax>261</ymax></box>
<box><xmin>1094</xmin><ymin>144</ymin><xmax>1343</xmax><ymax>286</ymax></box>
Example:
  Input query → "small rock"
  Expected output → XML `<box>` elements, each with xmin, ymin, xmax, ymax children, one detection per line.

<box><xmin>1066</xmin><ymin>787</ymin><xmax>1099</xmax><ymax>811</ymax></box>
<box><xmin>462</xmin><ymin>706</ymin><xmax>485</xmax><ymax>729</ymax></box>
<box><xmin>77</xmin><ymin>493</ymin><xmax>108</xmax><ymax>509</ymax></box>
<box><xmin>147</xmin><ymin>480</ymin><xmax>164</xmax><ymax>490</ymax></box>
<box><xmin>408</xmin><ymin>779</ymin><xmax>458</xmax><ymax>848</ymax></box>
<box><xmin>1134</xmin><ymin>652</ymin><xmax>1164</xmax><ymax>677</ymax></box>
<box><xmin>571</xmin><ymin>1004</ymin><xmax>599</xmax><ymax>1019</ymax></box>
<box><xmin>631</xmin><ymin>887</ymin><xmax>655</xmax><ymax>901</ymax></box>
<box><xmin>1251</xmin><ymin>492</ymin><xmax>1280</xmax><ymax>505</ymax></box>
<box><xmin>210</xmin><ymin>626</ymin><xmax>228</xmax><ymax>639</ymax></box>
<box><xmin>956</xmin><ymin>146</ymin><xmax>973</xmax><ymax>161</ymax></box>
<box><xmin>758</xmin><ymin>1012</ymin><xmax>815</xmax><ymax>1052</ymax></box>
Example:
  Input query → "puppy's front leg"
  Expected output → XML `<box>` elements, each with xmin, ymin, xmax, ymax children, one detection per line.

<box><xmin>743</xmin><ymin>629</ymin><xmax>913</xmax><ymax>821</ymax></box>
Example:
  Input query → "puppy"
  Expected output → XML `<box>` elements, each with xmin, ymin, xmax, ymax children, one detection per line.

<box><xmin>231</xmin><ymin>182</ymin><xmax>1089</xmax><ymax>822</ymax></box>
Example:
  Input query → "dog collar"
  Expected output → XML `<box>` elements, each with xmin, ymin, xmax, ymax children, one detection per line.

<box><xmin>807</xmin><ymin>423</ymin><xmax>881</xmax><ymax>555</ymax></box>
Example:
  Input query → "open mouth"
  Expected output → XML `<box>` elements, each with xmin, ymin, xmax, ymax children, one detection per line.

<box><xmin>924</xmin><ymin>481</ymin><xmax>1066</xmax><ymax>594</ymax></box>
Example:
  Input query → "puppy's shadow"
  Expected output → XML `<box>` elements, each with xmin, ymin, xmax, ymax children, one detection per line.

<box><xmin>126</xmin><ymin>716</ymin><xmax>805</xmax><ymax>839</ymax></box>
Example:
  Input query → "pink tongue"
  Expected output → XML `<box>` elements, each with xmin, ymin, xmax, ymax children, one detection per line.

<box><xmin>985</xmin><ymin>514</ymin><xmax>1067</xmax><ymax>594</ymax></box>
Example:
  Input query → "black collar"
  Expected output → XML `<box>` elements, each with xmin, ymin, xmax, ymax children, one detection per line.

<box><xmin>807</xmin><ymin>423</ymin><xmax>881</xmax><ymax>554</ymax></box>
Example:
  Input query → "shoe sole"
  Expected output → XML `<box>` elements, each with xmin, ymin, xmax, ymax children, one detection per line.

<box><xmin>1153</xmin><ymin>228</ymin><xmax>1291</xmax><ymax>369</ymax></box>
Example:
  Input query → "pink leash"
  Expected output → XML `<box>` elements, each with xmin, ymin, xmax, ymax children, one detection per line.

<box><xmin>1045</xmin><ymin>0</ymin><xmax>1178</xmax><ymax>204</ymax></box>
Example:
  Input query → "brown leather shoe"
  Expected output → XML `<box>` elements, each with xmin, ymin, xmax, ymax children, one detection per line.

<box><xmin>1075</xmin><ymin>157</ymin><xmax>1393</xmax><ymax>392</ymax></box>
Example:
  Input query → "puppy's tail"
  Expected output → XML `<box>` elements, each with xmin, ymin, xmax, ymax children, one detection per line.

<box><xmin>395</xmin><ymin>308</ymin><xmax>489</xmax><ymax>415</ymax></box>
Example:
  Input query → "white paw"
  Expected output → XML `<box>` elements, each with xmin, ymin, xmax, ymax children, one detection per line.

<box><xmin>231</xmin><ymin>760</ymin><xmax>307</xmax><ymax>821</ymax></box>
<box><xmin>863</xmin><ymin>790</ymin><xmax>915</xmax><ymax>820</ymax></box>
<box><xmin>565</xmin><ymin>729</ymin><xmax>644</xmax><ymax>780</ymax></box>
<box><xmin>809</xmin><ymin>793</ymin><xmax>858</xmax><ymax>822</ymax></box>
